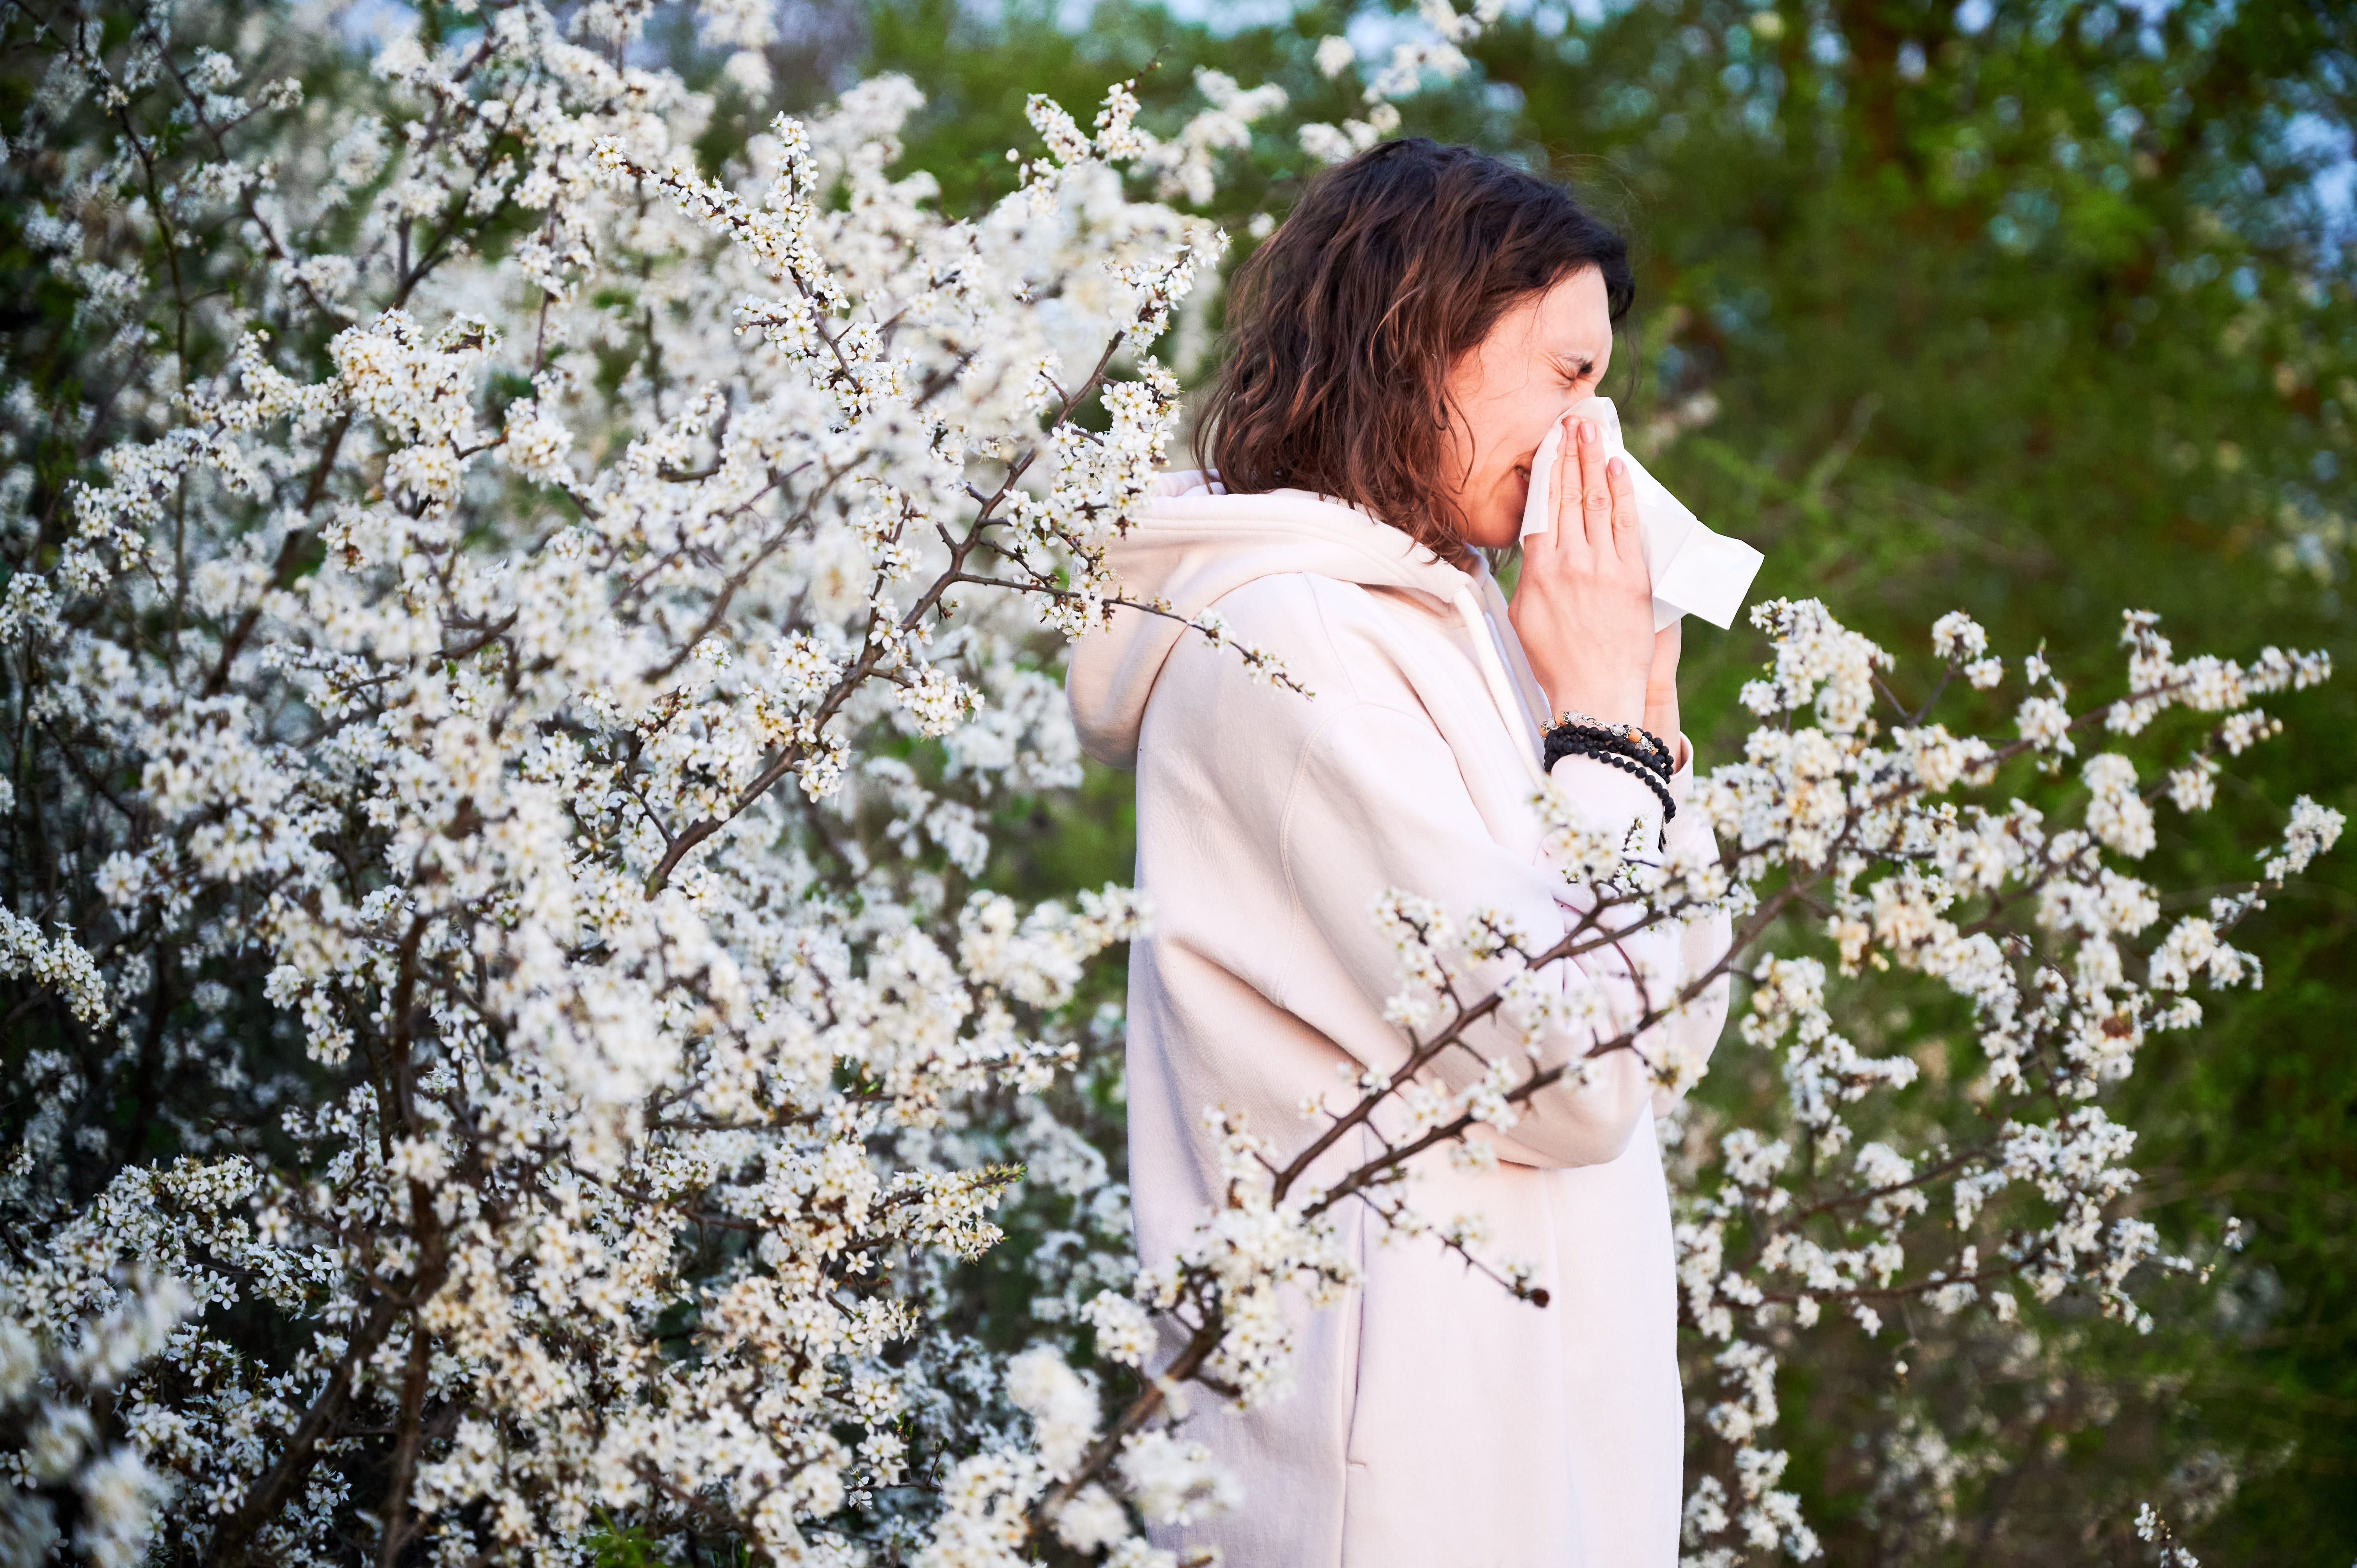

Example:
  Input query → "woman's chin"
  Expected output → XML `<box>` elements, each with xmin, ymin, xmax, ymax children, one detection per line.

<box><xmin>1461</xmin><ymin>504</ymin><xmax>1524</xmax><ymax>553</ymax></box>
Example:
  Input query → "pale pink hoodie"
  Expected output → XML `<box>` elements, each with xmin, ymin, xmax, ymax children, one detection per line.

<box><xmin>1067</xmin><ymin>474</ymin><xmax>1732</xmax><ymax>1568</ymax></box>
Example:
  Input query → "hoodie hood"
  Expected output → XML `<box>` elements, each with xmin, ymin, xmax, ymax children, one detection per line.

<box><xmin>1067</xmin><ymin>472</ymin><xmax>1546</xmax><ymax>773</ymax></box>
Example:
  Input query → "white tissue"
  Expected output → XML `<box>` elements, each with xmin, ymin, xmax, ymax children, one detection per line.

<box><xmin>1518</xmin><ymin>395</ymin><xmax>1764</xmax><ymax>632</ymax></box>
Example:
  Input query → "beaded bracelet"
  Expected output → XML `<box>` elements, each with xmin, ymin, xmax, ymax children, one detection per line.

<box><xmin>1543</xmin><ymin>710</ymin><xmax>1675</xmax><ymax>777</ymax></box>
<box><xmin>1541</xmin><ymin>717</ymin><xmax>1675</xmax><ymax>789</ymax></box>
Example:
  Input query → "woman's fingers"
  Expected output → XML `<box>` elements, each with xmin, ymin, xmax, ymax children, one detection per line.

<box><xmin>1577</xmin><ymin>418</ymin><xmax>1612</xmax><ymax>549</ymax></box>
<box><xmin>1606</xmin><ymin>450</ymin><xmax>1643</xmax><ymax>563</ymax></box>
<box><xmin>1541</xmin><ymin>413</ymin><xmax>1578</xmax><ymax>558</ymax></box>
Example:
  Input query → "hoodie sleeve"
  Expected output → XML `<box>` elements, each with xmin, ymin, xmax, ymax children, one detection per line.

<box><xmin>1279</xmin><ymin>703</ymin><xmax>1731</xmax><ymax>1170</ymax></box>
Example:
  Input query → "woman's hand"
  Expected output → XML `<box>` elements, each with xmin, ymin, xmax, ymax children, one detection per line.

<box><xmin>1645</xmin><ymin>620</ymin><xmax>1683</xmax><ymax>767</ymax></box>
<box><xmin>1509</xmin><ymin>412</ymin><xmax>1657</xmax><ymax>727</ymax></box>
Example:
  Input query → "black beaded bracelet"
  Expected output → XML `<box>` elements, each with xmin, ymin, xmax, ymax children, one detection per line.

<box><xmin>1541</xmin><ymin>730</ymin><xmax>1677</xmax><ymax>846</ymax></box>
<box><xmin>1541</xmin><ymin>719</ymin><xmax>1676</xmax><ymax>791</ymax></box>
<box><xmin>1543</xmin><ymin>710</ymin><xmax>1675</xmax><ymax>777</ymax></box>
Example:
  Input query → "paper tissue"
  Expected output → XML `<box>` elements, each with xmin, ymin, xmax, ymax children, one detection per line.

<box><xmin>1518</xmin><ymin>395</ymin><xmax>1764</xmax><ymax>632</ymax></box>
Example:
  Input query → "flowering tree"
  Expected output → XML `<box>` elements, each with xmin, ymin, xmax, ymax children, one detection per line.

<box><xmin>0</xmin><ymin>1</ymin><xmax>2339</xmax><ymax>1565</ymax></box>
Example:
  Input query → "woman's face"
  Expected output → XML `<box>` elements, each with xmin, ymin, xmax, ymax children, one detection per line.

<box><xmin>1440</xmin><ymin>266</ymin><xmax>1616</xmax><ymax>552</ymax></box>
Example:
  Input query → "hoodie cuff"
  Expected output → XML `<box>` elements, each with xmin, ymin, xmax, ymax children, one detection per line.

<box><xmin>1545</xmin><ymin>752</ymin><xmax>1666</xmax><ymax>840</ymax></box>
<box><xmin>1547</xmin><ymin>729</ymin><xmax>1697</xmax><ymax>843</ymax></box>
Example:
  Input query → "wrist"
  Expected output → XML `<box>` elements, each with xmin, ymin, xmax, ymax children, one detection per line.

<box><xmin>1546</xmin><ymin>684</ymin><xmax>1647</xmax><ymax>727</ymax></box>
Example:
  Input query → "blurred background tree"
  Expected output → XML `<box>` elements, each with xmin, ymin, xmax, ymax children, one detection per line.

<box><xmin>632</xmin><ymin>0</ymin><xmax>2355</xmax><ymax>1558</ymax></box>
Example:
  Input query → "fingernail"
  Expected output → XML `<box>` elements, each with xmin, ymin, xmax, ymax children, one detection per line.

<box><xmin>1608</xmin><ymin>455</ymin><xmax>1625</xmax><ymax>477</ymax></box>
<box><xmin>1578</xmin><ymin>420</ymin><xmax>1596</xmax><ymax>444</ymax></box>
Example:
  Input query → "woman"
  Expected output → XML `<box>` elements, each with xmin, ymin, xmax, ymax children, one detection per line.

<box><xmin>1067</xmin><ymin>139</ymin><xmax>1732</xmax><ymax>1568</ymax></box>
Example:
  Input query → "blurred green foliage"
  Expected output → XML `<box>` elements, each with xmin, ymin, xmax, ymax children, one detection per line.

<box><xmin>1468</xmin><ymin>7</ymin><xmax>2357</xmax><ymax>1557</ymax></box>
<box><xmin>834</xmin><ymin>0</ymin><xmax>2355</xmax><ymax>1559</ymax></box>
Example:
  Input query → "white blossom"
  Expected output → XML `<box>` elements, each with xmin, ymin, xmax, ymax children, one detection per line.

<box><xmin>0</xmin><ymin>7</ymin><xmax>2332</xmax><ymax>1564</ymax></box>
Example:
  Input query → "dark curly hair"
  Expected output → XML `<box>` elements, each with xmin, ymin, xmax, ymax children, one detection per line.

<box><xmin>1194</xmin><ymin>139</ymin><xmax>1634</xmax><ymax>565</ymax></box>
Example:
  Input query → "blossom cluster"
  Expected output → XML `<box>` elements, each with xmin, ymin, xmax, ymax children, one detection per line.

<box><xmin>0</xmin><ymin>0</ymin><xmax>1283</xmax><ymax>1560</ymax></box>
<box><xmin>1661</xmin><ymin>602</ymin><xmax>2329</xmax><ymax>1561</ymax></box>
